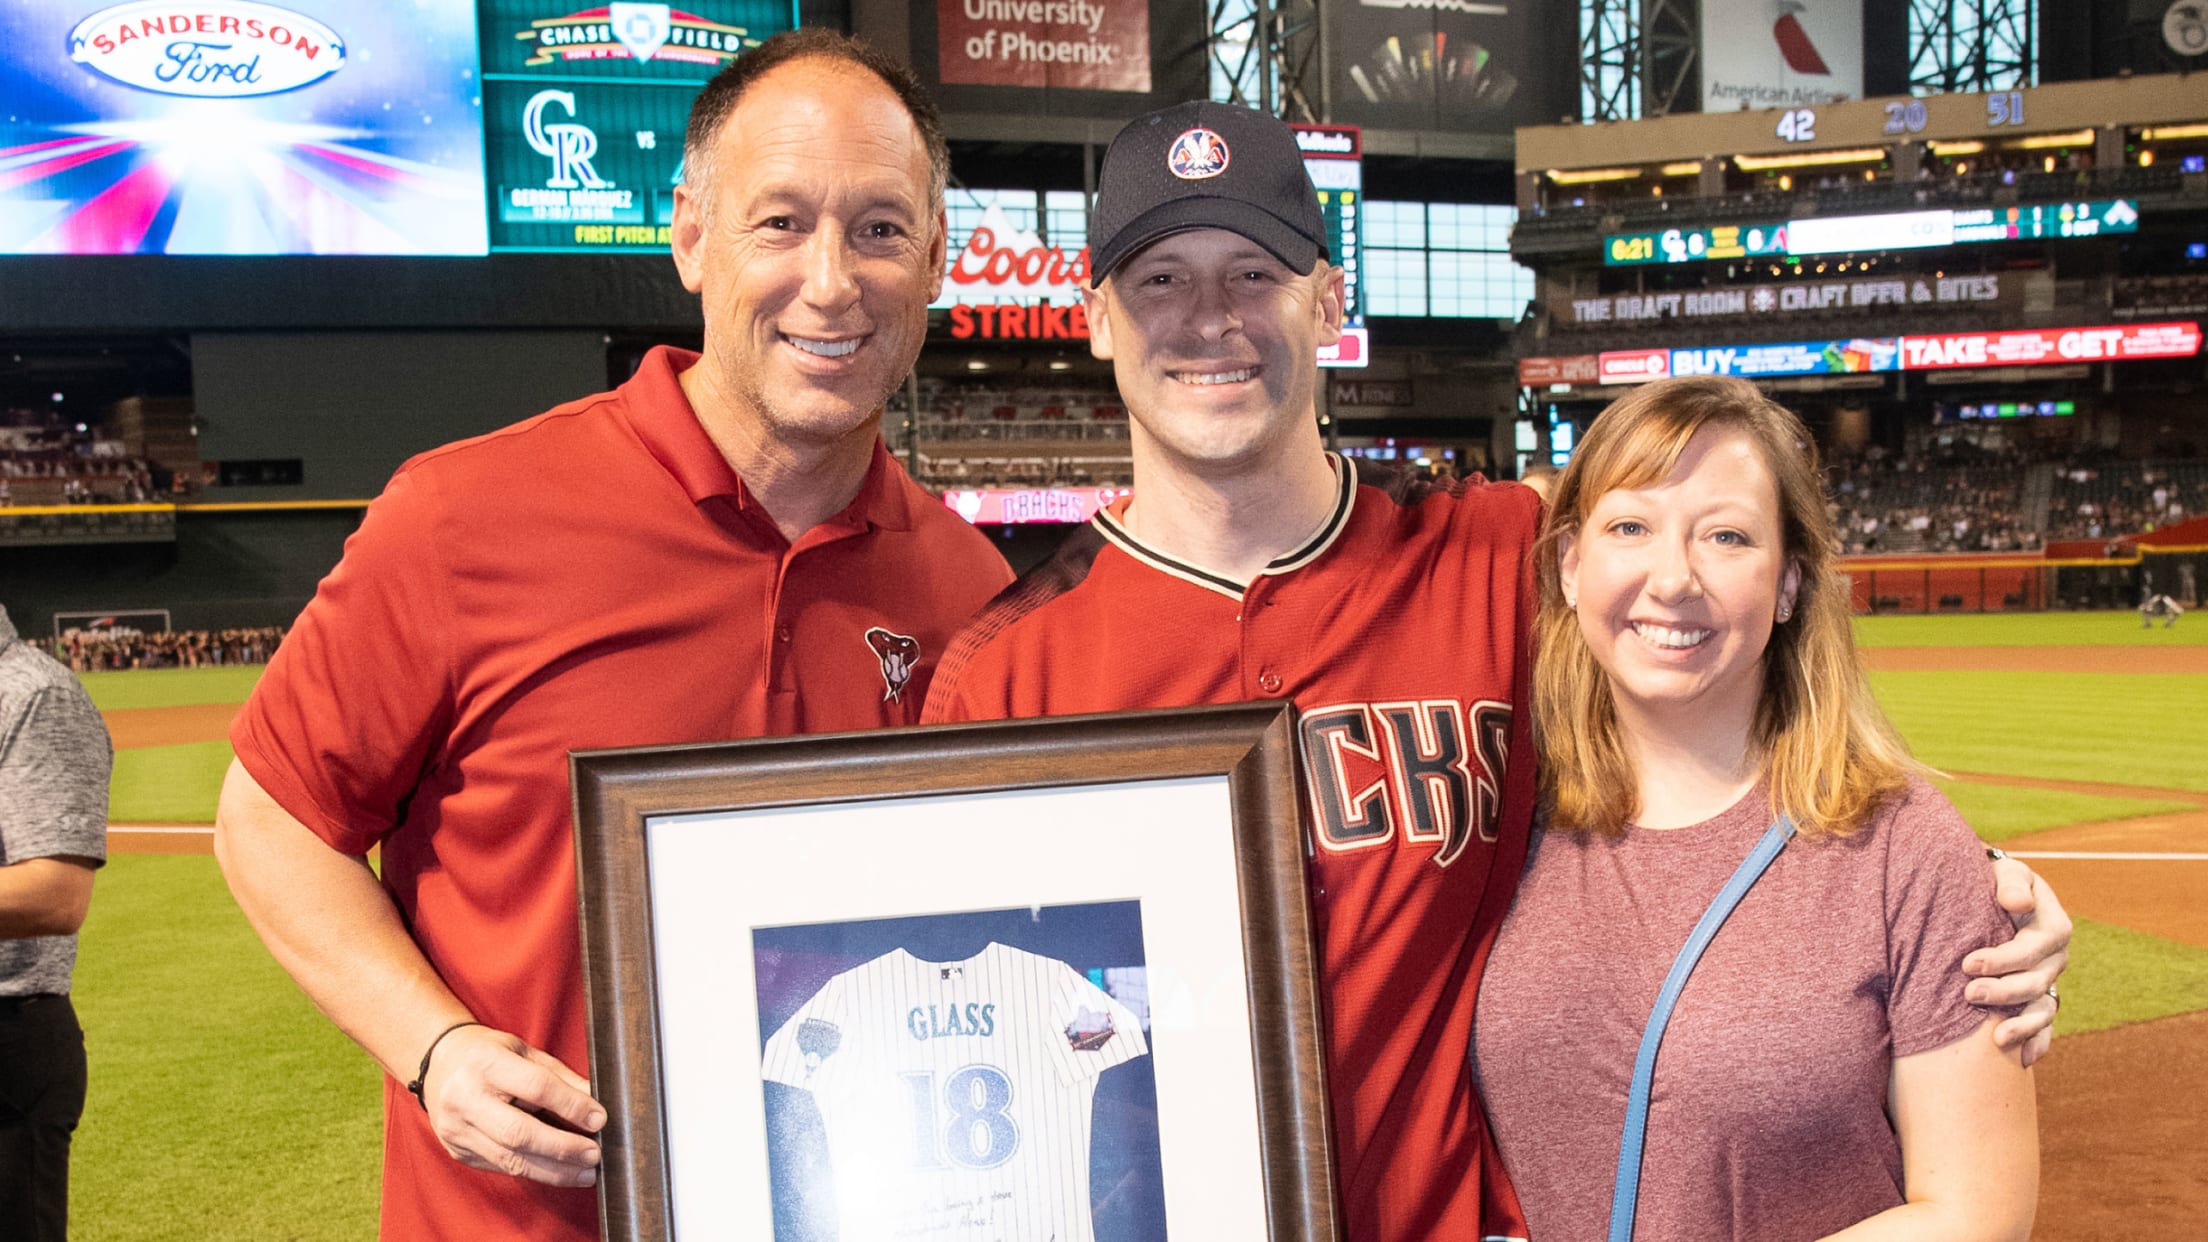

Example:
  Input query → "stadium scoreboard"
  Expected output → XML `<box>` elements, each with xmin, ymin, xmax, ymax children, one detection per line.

<box><xmin>0</xmin><ymin>1</ymin><xmax>798</xmax><ymax>256</ymax></box>
<box><xmin>1292</xmin><ymin>124</ymin><xmax>1369</xmax><ymax>369</ymax></box>
<box><xmin>482</xmin><ymin>1</ymin><xmax>796</xmax><ymax>253</ymax></box>
<box><xmin>1606</xmin><ymin>201</ymin><xmax>2140</xmax><ymax>266</ymax></box>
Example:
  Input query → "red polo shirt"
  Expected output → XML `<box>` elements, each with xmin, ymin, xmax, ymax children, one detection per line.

<box><xmin>232</xmin><ymin>346</ymin><xmax>1011</xmax><ymax>1241</ymax></box>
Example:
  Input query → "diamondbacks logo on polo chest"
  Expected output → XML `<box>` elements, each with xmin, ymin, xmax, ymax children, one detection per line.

<box><xmin>865</xmin><ymin>627</ymin><xmax>920</xmax><ymax>702</ymax></box>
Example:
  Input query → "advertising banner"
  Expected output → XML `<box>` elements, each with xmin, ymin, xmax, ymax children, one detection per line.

<box><xmin>1671</xmin><ymin>337</ymin><xmax>1899</xmax><ymax>378</ymax></box>
<box><xmin>1318</xmin><ymin>327</ymin><xmax>1369</xmax><ymax>368</ymax></box>
<box><xmin>1564</xmin><ymin>275</ymin><xmax>2008</xmax><ymax>325</ymax></box>
<box><xmin>1</xmin><ymin>1</ymin><xmax>488</xmax><ymax>254</ymax></box>
<box><xmin>946</xmin><ymin>301</ymin><xmax>1091</xmax><ymax>340</ymax></box>
<box><xmin>1517</xmin><ymin>354</ymin><xmax>1599</xmax><ymax>386</ymax></box>
<box><xmin>1899</xmin><ymin>323</ymin><xmax>2203</xmax><ymax>370</ymax></box>
<box><xmin>1538</xmin><ymin>322</ymin><xmax>2197</xmax><ymax>388</ymax></box>
<box><xmin>1323</xmin><ymin>0</ymin><xmax>1558</xmax><ymax>136</ymax></box>
<box><xmin>1331</xmin><ymin>379</ymin><xmax>1412</xmax><ymax>406</ymax></box>
<box><xmin>936</xmin><ymin>0</ymin><xmax>1150</xmax><ymax>93</ymax></box>
<box><xmin>942</xmin><ymin>486</ymin><xmax>1132</xmax><ymax>525</ymax></box>
<box><xmin>478</xmin><ymin>1</ymin><xmax>795</xmax><ymax>252</ymax></box>
<box><xmin>1598</xmin><ymin>349</ymin><xmax>1671</xmax><ymax>385</ymax></box>
<box><xmin>1699</xmin><ymin>0</ymin><xmax>1863</xmax><ymax>112</ymax></box>
<box><xmin>941</xmin><ymin>202</ymin><xmax>1090</xmax><ymax>307</ymax></box>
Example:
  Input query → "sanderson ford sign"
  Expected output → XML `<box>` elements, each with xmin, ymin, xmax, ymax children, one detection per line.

<box><xmin>70</xmin><ymin>1</ymin><xmax>345</xmax><ymax>97</ymax></box>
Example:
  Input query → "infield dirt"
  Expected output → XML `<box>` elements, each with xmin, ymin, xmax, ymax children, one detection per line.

<box><xmin>101</xmin><ymin>701</ymin><xmax>240</xmax><ymax>750</ymax></box>
<box><xmin>2035</xmin><ymin>1011</ymin><xmax>2208</xmax><ymax>1240</ymax></box>
<box><xmin>1862</xmin><ymin>645</ymin><xmax>2208</xmax><ymax>674</ymax></box>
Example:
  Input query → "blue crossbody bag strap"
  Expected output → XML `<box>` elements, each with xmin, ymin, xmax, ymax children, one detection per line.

<box><xmin>1605</xmin><ymin>815</ymin><xmax>1798</xmax><ymax>1242</ymax></box>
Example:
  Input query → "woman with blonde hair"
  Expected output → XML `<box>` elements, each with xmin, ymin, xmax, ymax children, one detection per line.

<box><xmin>1473</xmin><ymin>377</ymin><xmax>2039</xmax><ymax>1240</ymax></box>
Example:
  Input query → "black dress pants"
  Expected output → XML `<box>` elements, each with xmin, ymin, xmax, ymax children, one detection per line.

<box><xmin>0</xmin><ymin>993</ymin><xmax>87</xmax><ymax>1242</ymax></box>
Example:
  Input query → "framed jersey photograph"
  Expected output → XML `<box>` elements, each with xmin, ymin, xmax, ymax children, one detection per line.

<box><xmin>570</xmin><ymin>702</ymin><xmax>1338</xmax><ymax>1242</ymax></box>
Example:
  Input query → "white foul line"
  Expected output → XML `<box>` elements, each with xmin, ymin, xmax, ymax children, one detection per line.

<box><xmin>2007</xmin><ymin>851</ymin><xmax>2208</xmax><ymax>861</ymax></box>
<box><xmin>108</xmin><ymin>825</ymin><xmax>213</xmax><ymax>835</ymax></box>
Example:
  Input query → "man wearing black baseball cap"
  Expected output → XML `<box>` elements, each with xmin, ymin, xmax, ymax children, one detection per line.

<box><xmin>1086</xmin><ymin>99</ymin><xmax>1330</xmax><ymax>291</ymax></box>
<box><xmin>925</xmin><ymin>99</ymin><xmax>1543</xmax><ymax>1242</ymax></box>
<box><xmin>1077</xmin><ymin>98</ymin><xmax>1345</xmax><ymax>576</ymax></box>
<box><xmin>925</xmin><ymin>99</ymin><xmax>2071</xmax><ymax>1242</ymax></box>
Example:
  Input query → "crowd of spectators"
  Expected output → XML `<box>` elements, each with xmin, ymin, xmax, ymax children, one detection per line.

<box><xmin>47</xmin><ymin>626</ymin><xmax>286</xmax><ymax>673</ymax></box>
<box><xmin>1824</xmin><ymin>442</ymin><xmax>2040</xmax><ymax>555</ymax></box>
<box><xmin>1</xmin><ymin>409</ymin><xmax>183</xmax><ymax>506</ymax></box>
<box><xmin>1823</xmin><ymin>441</ymin><xmax>2208</xmax><ymax>552</ymax></box>
<box><xmin>2044</xmin><ymin>461</ymin><xmax>2208</xmax><ymax>541</ymax></box>
<box><xmin>903</xmin><ymin>380</ymin><xmax>1134</xmax><ymax>492</ymax></box>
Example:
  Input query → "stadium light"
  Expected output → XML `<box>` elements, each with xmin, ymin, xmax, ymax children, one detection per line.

<box><xmin>1733</xmin><ymin>148</ymin><xmax>1886</xmax><ymax>170</ymax></box>
<box><xmin>1659</xmin><ymin>161</ymin><xmax>1704</xmax><ymax>177</ymax></box>
<box><xmin>2009</xmin><ymin>130</ymin><xmax>2095</xmax><ymax>150</ymax></box>
<box><xmin>2142</xmin><ymin>124</ymin><xmax>2208</xmax><ymax>141</ymax></box>
<box><xmin>1928</xmin><ymin>140</ymin><xmax>1985</xmax><ymax>156</ymax></box>
<box><xmin>1546</xmin><ymin>167</ymin><xmax>1642</xmax><ymax>184</ymax></box>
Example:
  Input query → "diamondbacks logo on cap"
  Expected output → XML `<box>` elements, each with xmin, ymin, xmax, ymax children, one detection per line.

<box><xmin>1167</xmin><ymin>128</ymin><xmax>1230</xmax><ymax>180</ymax></box>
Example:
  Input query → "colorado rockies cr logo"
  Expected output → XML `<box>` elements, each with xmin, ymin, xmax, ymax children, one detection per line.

<box><xmin>1298</xmin><ymin>699</ymin><xmax>1511</xmax><ymax>867</ymax></box>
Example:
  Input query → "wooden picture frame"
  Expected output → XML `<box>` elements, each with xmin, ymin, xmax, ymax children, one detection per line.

<box><xmin>570</xmin><ymin>702</ymin><xmax>1338</xmax><ymax>1242</ymax></box>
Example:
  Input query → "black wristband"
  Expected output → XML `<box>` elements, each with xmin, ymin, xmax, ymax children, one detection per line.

<box><xmin>407</xmin><ymin>1020</ymin><xmax>485</xmax><ymax>1112</ymax></box>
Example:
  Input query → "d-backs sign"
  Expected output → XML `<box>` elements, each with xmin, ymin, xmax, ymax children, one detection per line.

<box><xmin>478</xmin><ymin>1</ymin><xmax>795</xmax><ymax>252</ymax></box>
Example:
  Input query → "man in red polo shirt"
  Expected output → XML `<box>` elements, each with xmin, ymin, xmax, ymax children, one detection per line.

<box><xmin>213</xmin><ymin>33</ymin><xmax>1010</xmax><ymax>1241</ymax></box>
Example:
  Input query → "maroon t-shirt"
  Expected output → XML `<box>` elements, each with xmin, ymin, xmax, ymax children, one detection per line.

<box><xmin>1472</xmin><ymin>776</ymin><xmax>2015</xmax><ymax>1241</ymax></box>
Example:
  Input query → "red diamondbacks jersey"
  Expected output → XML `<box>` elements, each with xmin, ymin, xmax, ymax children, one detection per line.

<box><xmin>922</xmin><ymin>457</ymin><xmax>1539</xmax><ymax>1242</ymax></box>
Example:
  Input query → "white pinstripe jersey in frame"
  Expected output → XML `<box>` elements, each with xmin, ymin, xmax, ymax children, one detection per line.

<box><xmin>761</xmin><ymin>942</ymin><xmax>1151</xmax><ymax>1242</ymax></box>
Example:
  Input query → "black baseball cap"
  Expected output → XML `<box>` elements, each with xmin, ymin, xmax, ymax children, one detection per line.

<box><xmin>1087</xmin><ymin>101</ymin><xmax>1327</xmax><ymax>287</ymax></box>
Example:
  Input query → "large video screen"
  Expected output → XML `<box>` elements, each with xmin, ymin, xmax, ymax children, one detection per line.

<box><xmin>479</xmin><ymin>1</ymin><xmax>796</xmax><ymax>253</ymax></box>
<box><xmin>0</xmin><ymin>2</ymin><xmax>800</xmax><ymax>258</ymax></box>
<box><xmin>1</xmin><ymin>1</ymin><xmax>490</xmax><ymax>255</ymax></box>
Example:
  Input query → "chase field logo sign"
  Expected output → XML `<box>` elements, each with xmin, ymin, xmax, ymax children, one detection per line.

<box><xmin>69</xmin><ymin>1</ymin><xmax>346</xmax><ymax>98</ymax></box>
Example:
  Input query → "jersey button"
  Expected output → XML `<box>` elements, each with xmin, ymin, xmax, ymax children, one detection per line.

<box><xmin>1257</xmin><ymin>672</ymin><xmax>1284</xmax><ymax>695</ymax></box>
<box><xmin>776</xmin><ymin>626</ymin><xmax>792</xmax><ymax>643</ymax></box>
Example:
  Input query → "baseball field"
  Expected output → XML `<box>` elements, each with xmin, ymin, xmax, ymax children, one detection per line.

<box><xmin>70</xmin><ymin>610</ymin><xmax>2208</xmax><ymax>1239</ymax></box>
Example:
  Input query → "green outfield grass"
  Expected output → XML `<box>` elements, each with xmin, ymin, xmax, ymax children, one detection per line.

<box><xmin>66</xmin><ymin>613</ymin><xmax>2208</xmax><ymax>1238</ymax></box>
<box><xmin>71</xmin><ymin>854</ymin><xmax>381</xmax><ymax>1241</ymax></box>
<box><xmin>110</xmin><ymin>741</ymin><xmax>237</xmax><ymax>825</ymax></box>
<box><xmin>1855</xmin><ymin>609</ymin><xmax>2207</xmax><ymax>647</ymax></box>
<box><xmin>2054</xmin><ymin>917</ymin><xmax>2208</xmax><ymax>1039</ymax></box>
<box><xmin>78</xmin><ymin>665</ymin><xmax>265</xmax><ymax>710</ymax></box>
<box><xmin>1871</xmin><ymin>670</ymin><xmax>2208</xmax><ymax>792</ymax></box>
<box><xmin>84</xmin><ymin>666</ymin><xmax>261</xmax><ymax>824</ymax></box>
<box><xmin>1933</xmin><ymin>780</ymin><xmax>2196</xmax><ymax>844</ymax></box>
